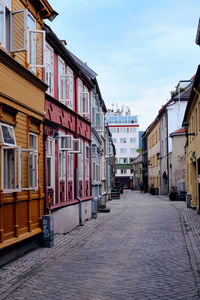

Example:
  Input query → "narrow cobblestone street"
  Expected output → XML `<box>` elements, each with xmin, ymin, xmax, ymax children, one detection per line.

<box><xmin>1</xmin><ymin>191</ymin><xmax>200</xmax><ymax>300</ymax></box>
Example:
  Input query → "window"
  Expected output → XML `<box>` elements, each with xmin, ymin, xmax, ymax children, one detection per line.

<box><xmin>130</xmin><ymin>148</ymin><xmax>136</xmax><ymax>154</ymax></box>
<box><xmin>59</xmin><ymin>151</ymin><xmax>65</xmax><ymax>180</ymax></box>
<box><xmin>10</xmin><ymin>9</ymin><xmax>45</xmax><ymax>68</ymax></box>
<box><xmin>130</xmin><ymin>127</ymin><xmax>136</xmax><ymax>133</ymax></box>
<box><xmin>121</xmin><ymin>169</ymin><xmax>127</xmax><ymax>174</ymax></box>
<box><xmin>78</xmin><ymin>140</ymin><xmax>83</xmax><ymax>179</ymax></box>
<box><xmin>119</xmin><ymin>158</ymin><xmax>128</xmax><ymax>164</ymax></box>
<box><xmin>67</xmin><ymin>153</ymin><xmax>73</xmax><ymax>180</ymax></box>
<box><xmin>1</xmin><ymin>123</ymin><xmax>16</xmax><ymax>146</ymax></box>
<box><xmin>120</xmin><ymin>148</ymin><xmax>126</xmax><ymax>154</ymax></box>
<box><xmin>95</xmin><ymin>111</ymin><xmax>104</xmax><ymax>131</ymax></box>
<box><xmin>120</xmin><ymin>127</ymin><xmax>126</xmax><ymax>133</ymax></box>
<box><xmin>58</xmin><ymin>56</ymin><xmax>65</xmax><ymax>102</ymax></box>
<box><xmin>85</xmin><ymin>144</ymin><xmax>89</xmax><ymax>180</ymax></box>
<box><xmin>66</xmin><ymin>67</ymin><xmax>73</xmax><ymax>109</ymax></box>
<box><xmin>29</xmin><ymin>133</ymin><xmax>38</xmax><ymax>189</ymax></box>
<box><xmin>115</xmin><ymin>158</ymin><xmax>118</xmax><ymax>163</ymax></box>
<box><xmin>130</xmin><ymin>138</ymin><xmax>136</xmax><ymax>143</ymax></box>
<box><xmin>2</xmin><ymin>146</ymin><xmax>21</xmax><ymax>193</ymax></box>
<box><xmin>78</xmin><ymin>79</ymin><xmax>89</xmax><ymax>118</ymax></box>
<box><xmin>113</xmin><ymin>138</ymin><xmax>117</xmax><ymax>143</ymax></box>
<box><xmin>45</xmin><ymin>43</ymin><xmax>54</xmax><ymax>96</ymax></box>
<box><xmin>0</xmin><ymin>0</ymin><xmax>10</xmax><ymax>51</ymax></box>
<box><xmin>129</xmin><ymin>157</ymin><xmax>134</xmax><ymax>163</ymax></box>
<box><xmin>46</xmin><ymin>138</ymin><xmax>55</xmax><ymax>188</ymax></box>
<box><xmin>60</xmin><ymin>135</ymin><xmax>72</xmax><ymax>151</ymax></box>
<box><xmin>120</xmin><ymin>138</ymin><xmax>126</xmax><ymax>143</ymax></box>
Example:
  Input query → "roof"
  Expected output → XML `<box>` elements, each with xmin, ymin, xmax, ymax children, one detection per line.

<box><xmin>183</xmin><ymin>65</ymin><xmax>200</xmax><ymax>123</ymax></box>
<box><xmin>172</xmin><ymin>81</ymin><xmax>193</xmax><ymax>102</ymax></box>
<box><xmin>43</xmin><ymin>24</ymin><xmax>94</xmax><ymax>90</ymax></box>
<box><xmin>170</xmin><ymin>128</ymin><xmax>185</xmax><ymax>137</ymax></box>
<box><xmin>133</xmin><ymin>153</ymin><xmax>142</xmax><ymax>164</ymax></box>
<box><xmin>196</xmin><ymin>18</ymin><xmax>200</xmax><ymax>45</ymax></box>
<box><xmin>69</xmin><ymin>52</ymin><xmax>97</xmax><ymax>80</ymax></box>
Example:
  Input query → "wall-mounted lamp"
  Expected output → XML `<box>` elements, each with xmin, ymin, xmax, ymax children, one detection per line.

<box><xmin>183</xmin><ymin>122</ymin><xmax>195</xmax><ymax>137</ymax></box>
<box><xmin>156</xmin><ymin>152</ymin><xmax>160</xmax><ymax>160</ymax></box>
<box><xmin>53</xmin><ymin>130</ymin><xmax>60</xmax><ymax>140</ymax></box>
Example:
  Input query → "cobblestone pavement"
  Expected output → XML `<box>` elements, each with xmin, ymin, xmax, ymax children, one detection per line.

<box><xmin>1</xmin><ymin>191</ymin><xmax>200</xmax><ymax>299</ymax></box>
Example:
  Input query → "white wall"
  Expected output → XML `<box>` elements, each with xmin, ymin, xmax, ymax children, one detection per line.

<box><xmin>167</xmin><ymin>101</ymin><xmax>187</xmax><ymax>153</ymax></box>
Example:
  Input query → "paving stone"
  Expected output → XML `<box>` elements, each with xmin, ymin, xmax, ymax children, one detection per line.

<box><xmin>1</xmin><ymin>191</ymin><xmax>200</xmax><ymax>299</ymax></box>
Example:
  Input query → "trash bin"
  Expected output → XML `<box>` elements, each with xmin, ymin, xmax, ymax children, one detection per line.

<box><xmin>92</xmin><ymin>197</ymin><xmax>98</xmax><ymax>219</ymax></box>
<box><xmin>186</xmin><ymin>193</ymin><xmax>191</xmax><ymax>208</ymax></box>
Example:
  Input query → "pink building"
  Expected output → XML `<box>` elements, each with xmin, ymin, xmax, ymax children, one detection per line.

<box><xmin>43</xmin><ymin>24</ymin><xmax>93</xmax><ymax>233</ymax></box>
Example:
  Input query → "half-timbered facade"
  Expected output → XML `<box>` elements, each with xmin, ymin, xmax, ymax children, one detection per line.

<box><xmin>43</xmin><ymin>25</ymin><xmax>93</xmax><ymax>233</ymax></box>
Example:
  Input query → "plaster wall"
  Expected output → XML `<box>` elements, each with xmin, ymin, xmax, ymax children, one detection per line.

<box><xmin>167</xmin><ymin>101</ymin><xmax>187</xmax><ymax>152</ymax></box>
<box><xmin>53</xmin><ymin>201</ymin><xmax>92</xmax><ymax>234</ymax></box>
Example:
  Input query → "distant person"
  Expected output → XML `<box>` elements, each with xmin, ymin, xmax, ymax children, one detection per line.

<box><xmin>139</xmin><ymin>182</ymin><xmax>143</xmax><ymax>194</ymax></box>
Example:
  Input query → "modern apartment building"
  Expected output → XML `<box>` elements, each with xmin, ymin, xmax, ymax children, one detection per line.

<box><xmin>106</xmin><ymin>106</ymin><xmax>139</xmax><ymax>188</ymax></box>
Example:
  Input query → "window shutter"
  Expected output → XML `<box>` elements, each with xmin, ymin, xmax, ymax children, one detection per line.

<box><xmin>60</xmin><ymin>135</ymin><xmax>72</xmax><ymax>151</ymax></box>
<box><xmin>11</xmin><ymin>10</ymin><xmax>26</xmax><ymax>52</ymax></box>
<box><xmin>28</xmin><ymin>30</ymin><xmax>45</xmax><ymax>67</ymax></box>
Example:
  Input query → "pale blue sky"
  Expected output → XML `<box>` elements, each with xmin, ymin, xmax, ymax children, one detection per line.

<box><xmin>46</xmin><ymin>0</ymin><xmax>200</xmax><ymax>130</ymax></box>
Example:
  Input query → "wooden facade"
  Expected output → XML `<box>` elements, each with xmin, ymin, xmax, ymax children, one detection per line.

<box><xmin>0</xmin><ymin>0</ymin><xmax>55</xmax><ymax>250</ymax></box>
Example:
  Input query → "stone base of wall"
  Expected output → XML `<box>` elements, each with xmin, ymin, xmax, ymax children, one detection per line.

<box><xmin>53</xmin><ymin>200</ymin><xmax>92</xmax><ymax>234</ymax></box>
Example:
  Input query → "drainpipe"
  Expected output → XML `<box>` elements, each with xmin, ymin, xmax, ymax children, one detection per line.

<box><xmin>166</xmin><ymin>112</ymin><xmax>169</xmax><ymax>194</ymax></box>
<box><xmin>75</xmin><ymin>167</ymin><xmax>83</xmax><ymax>226</ymax></box>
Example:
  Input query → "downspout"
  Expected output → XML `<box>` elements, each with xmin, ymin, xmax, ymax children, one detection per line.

<box><xmin>166</xmin><ymin>112</ymin><xmax>169</xmax><ymax>194</ymax></box>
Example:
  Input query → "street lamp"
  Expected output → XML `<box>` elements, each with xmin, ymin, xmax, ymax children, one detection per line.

<box><xmin>183</xmin><ymin>122</ymin><xmax>195</xmax><ymax>137</ymax></box>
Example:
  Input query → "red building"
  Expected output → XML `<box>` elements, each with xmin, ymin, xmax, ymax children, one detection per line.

<box><xmin>43</xmin><ymin>25</ymin><xmax>94</xmax><ymax>233</ymax></box>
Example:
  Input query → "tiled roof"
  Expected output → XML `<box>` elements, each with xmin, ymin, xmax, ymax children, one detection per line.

<box><xmin>133</xmin><ymin>153</ymin><xmax>142</xmax><ymax>164</ymax></box>
<box><xmin>170</xmin><ymin>127</ymin><xmax>185</xmax><ymax>137</ymax></box>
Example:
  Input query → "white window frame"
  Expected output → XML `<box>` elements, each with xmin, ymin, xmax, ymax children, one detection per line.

<box><xmin>28</xmin><ymin>29</ymin><xmax>45</xmax><ymax>68</ymax></box>
<box><xmin>95</xmin><ymin>111</ymin><xmax>104</xmax><ymax>132</ymax></box>
<box><xmin>78</xmin><ymin>140</ymin><xmax>83</xmax><ymax>180</ymax></box>
<box><xmin>46</xmin><ymin>137</ymin><xmax>55</xmax><ymax>189</ymax></box>
<box><xmin>0</xmin><ymin>1</ymin><xmax>6</xmax><ymax>49</ymax></box>
<box><xmin>59</xmin><ymin>151</ymin><xmax>65</xmax><ymax>180</ymax></box>
<box><xmin>91</xmin><ymin>144</ymin><xmax>97</xmax><ymax>158</ymax></box>
<box><xmin>79</xmin><ymin>92</ymin><xmax>89</xmax><ymax>115</ymax></box>
<box><xmin>58</xmin><ymin>56</ymin><xmax>65</xmax><ymax>102</ymax></box>
<box><xmin>1</xmin><ymin>146</ymin><xmax>21</xmax><ymax>193</ymax></box>
<box><xmin>21</xmin><ymin>148</ymin><xmax>35</xmax><ymax>191</ymax></box>
<box><xmin>66</xmin><ymin>67</ymin><xmax>73</xmax><ymax>109</ymax></box>
<box><xmin>59</xmin><ymin>135</ymin><xmax>73</xmax><ymax>151</ymax></box>
<box><xmin>69</xmin><ymin>139</ymin><xmax>80</xmax><ymax>153</ymax></box>
<box><xmin>67</xmin><ymin>152</ymin><xmax>73</xmax><ymax>181</ymax></box>
<box><xmin>1</xmin><ymin>123</ymin><xmax>16</xmax><ymax>146</ymax></box>
<box><xmin>29</xmin><ymin>132</ymin><xmax>38</xmax><ymax>190</ymax></box>
<box><xmin>85</xmin><ymin>144</ymin><xmax>89</xmax><ymax>180</ymax></box>
<box><xmin>45</xmin><ymin>42</ymin><xmax>54</xmax><ymax>96</ymax></box>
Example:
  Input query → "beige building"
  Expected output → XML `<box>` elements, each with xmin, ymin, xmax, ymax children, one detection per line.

<box><xmin>169</xmin><ymin>128</ymin><xmax>186</xmax><ymax>192</ymax></box>
<box><xmin>147</xmin><ymin>120</ymin><xmax>160</xmax><ymax>193</ymax></box>
<box><xmin>183</xmin><ymin>65</ymin><xmax>200</xmax><ymax>211</ymax></box>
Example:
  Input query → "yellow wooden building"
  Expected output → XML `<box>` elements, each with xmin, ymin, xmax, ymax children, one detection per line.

<box><xmin>183</xmin><ymin>65</ymin><xmax>200</xmax><ymax>211</ymax></box>
<box><xmin>0</xmin><ymin>0</ymin><xmax>56</xmax><ymax>253</ymax></box>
